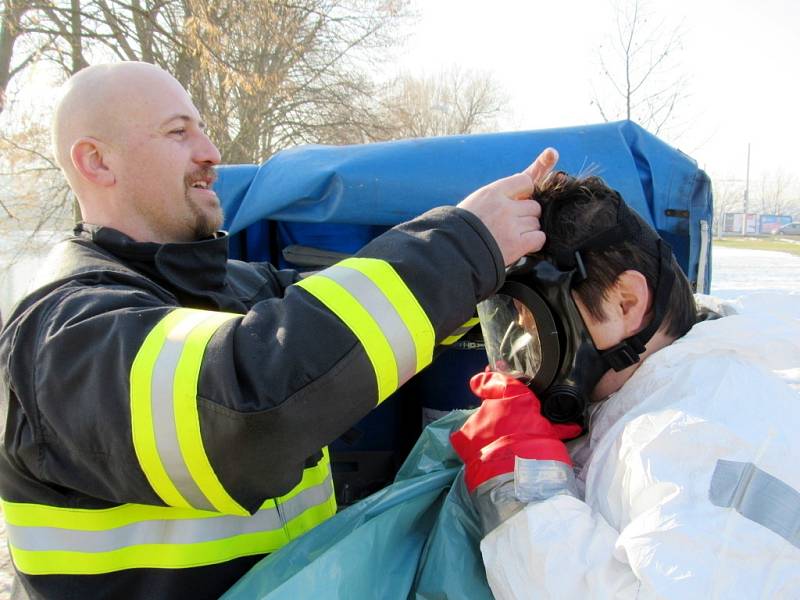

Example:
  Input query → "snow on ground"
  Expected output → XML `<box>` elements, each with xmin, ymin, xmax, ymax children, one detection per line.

<box><xmin>0</xmin><ymin>245</ymin><xmax>798</xmax><ymax>597</ymax></box>
<box><xmin>710</xmin><ymin>246</ymin><xmax>800</xmax><ymax>299</ymax></box>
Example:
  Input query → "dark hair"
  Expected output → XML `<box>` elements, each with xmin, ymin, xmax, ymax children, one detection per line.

<box><xmin>534</xmin><ymin>172</ymin><xmax>696</xmax><ymax>340</ymax></box>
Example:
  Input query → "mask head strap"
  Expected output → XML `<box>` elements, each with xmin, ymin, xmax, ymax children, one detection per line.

<box><xmin>547</xmin><ymin>191</ymin><xmax>677</xmax><ymax>372</ymax></box>
<box><xmin>599</xmin><ymin>238</ymin><xmax>675</xmax><ymax>371</ymax></box>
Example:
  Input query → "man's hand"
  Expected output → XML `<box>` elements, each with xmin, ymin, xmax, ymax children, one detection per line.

<box><xmin>457</xmin><ymin>148</ymin><xmax>558</xmax><ymax>266</ymax></box>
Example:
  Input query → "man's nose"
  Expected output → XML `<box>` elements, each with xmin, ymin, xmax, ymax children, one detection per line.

<box><xmin>194</xmin><ymin>131</ymin><xmax>222</xmax><ymax>165</ymax></box>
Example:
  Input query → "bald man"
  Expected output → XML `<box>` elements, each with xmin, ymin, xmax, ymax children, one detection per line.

<box><xmin>52</xmin><ymin>62</ymin><xmax>225</xmax><ymax>242</ymax></box>
<box><xmin>0</xmin><ymin>61</ymin><xmax>557</xmax><ymax>600</ymax></box>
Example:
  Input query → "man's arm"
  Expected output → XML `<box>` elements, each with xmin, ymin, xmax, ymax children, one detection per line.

<box><xmin>1</xmin><ymin>152</ymin><xmax>558</xmax><ymax>514</ymax></box>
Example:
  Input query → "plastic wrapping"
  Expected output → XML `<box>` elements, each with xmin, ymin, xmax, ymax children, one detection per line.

<box><xmin>222</xmin><ymin>411</ymin><xmax>493</xmax><ymax>600</ymax></box>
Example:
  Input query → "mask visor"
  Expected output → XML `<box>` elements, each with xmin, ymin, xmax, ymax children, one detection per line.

<box><xmin>477</xmin><ymin>294</ymin><xmax>544</xmax><ymax>383</ymax></box>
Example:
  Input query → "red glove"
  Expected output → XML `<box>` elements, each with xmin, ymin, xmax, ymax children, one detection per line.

<box><xmin>450</xmin><ymin>370</ymin><xmax>582</xmax><ymax>492</ymax></box>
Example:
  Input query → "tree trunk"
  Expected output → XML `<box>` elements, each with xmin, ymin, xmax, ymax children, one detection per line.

<box><xmin>0</xmin><ymin>0</ymin><xmax>23</xmax><ymax>113</ymax></box>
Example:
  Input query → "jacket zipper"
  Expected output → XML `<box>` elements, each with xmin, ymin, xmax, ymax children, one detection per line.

<box><xmin>274</xmin><ymin>498</ymin><xmax>291</xmax><ymax>540</ymax></box>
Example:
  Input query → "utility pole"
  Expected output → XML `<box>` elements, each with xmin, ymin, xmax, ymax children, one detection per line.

<box><xmin>741</xmin><ymin>143</ymin><xmax>751</xmax><ymax>235</ymax></box>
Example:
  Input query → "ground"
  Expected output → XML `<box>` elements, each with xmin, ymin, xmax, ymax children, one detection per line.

<box><xmin>714</xmin><ymin>235</ymin><xmax>800</xmax><ymax>257</ymax></box>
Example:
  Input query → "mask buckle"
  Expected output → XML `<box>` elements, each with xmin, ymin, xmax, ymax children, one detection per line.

<box><xmin>601</xmin><ymin>339</ymin><xmax>645</xmax><ymax>372</ymax></box>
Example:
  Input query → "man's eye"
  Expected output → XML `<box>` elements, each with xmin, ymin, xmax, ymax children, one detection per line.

<box><xmin>170</xmin><ymin>128</ymin><xmax>187</xmax><ymax>136</ymax></box>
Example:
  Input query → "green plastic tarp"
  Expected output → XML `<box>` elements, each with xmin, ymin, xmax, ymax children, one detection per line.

<box><xmin>222</xmin><ymin>411</ymin><xmax>492</xmax><ymax>599</ymax></box>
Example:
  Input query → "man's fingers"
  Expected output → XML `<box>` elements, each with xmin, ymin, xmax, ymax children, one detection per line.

<box><xmin>492</xmin><ymin>172</ymin><xmax>535</xmax><ymax>199</ymax></box>
<box><xmin>519</xmin><ymin>230</ymin><xmax>546</xmax><ymax>255</ymax></box>
<box><xmin>513</xmin><ymin>198</ymin><xmax>542</xmax><ymax>218</ymax></box>
<box><xmin>524</xmin><ymin>147</ymin><xmax>559</xmax><ymax>184</ymax></box>
<box><xmin>517</xmin><ymin>215</ymin><xmax>540</xmax><ymax>232</ymax></box>
<box><xmin>494</xmin><ymin>148</ymin><xmax>559</xmax><ymax>200</ymax></box>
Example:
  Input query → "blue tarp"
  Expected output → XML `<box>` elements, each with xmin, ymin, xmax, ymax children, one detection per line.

<box><xmin>215</xmin><ymin>120</ymin><xmax>712</xmax><ymax>292</ymax></box>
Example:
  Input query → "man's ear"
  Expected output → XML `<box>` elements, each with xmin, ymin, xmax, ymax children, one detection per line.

<box><xmin>71</xmin><ymin>137</ymin><xmax>116</xmax><ymax>187</ymax></box>
<box><xmin>615</xmin><ymin>270</ymin><xmax>651</xmax><ymax>335</ymax></box>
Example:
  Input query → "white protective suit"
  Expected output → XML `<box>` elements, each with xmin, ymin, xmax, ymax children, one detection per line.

<box><xmin>481</xmin><ymin>293</ymin><xmax>800</xmax><ymax>599</ymax></box>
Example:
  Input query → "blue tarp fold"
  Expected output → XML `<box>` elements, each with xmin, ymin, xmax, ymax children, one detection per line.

<box><xmin>215</xmin><ymin>120</ymin><xmax>712</xmax><ymax>291</ymax></box>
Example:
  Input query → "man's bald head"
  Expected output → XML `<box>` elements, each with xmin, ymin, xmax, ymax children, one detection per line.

<box><xmin>50</xmin><ymin>62</ymin><xmax>223</xmax><ymax>243</ymax></box>
<box><xmin>52</xmin><ymin>62</ymin><xmax>191</xmax><ymax>183</ymax></box>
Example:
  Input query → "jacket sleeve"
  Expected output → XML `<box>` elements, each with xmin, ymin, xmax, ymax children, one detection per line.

<box><xmin>2</xmin><ymin>206</ymin><xmax>503</xmax><ymax>512</ymax></box>
<box><xmin>479</xmin><ymin>356</ymin><xmax>800</xmax><ymax>599</ymax></box>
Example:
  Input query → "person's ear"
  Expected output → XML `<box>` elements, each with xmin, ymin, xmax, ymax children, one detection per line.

<box><xmin>614</xmin><ymin>270</ymin><xmax>651</xmax><ymax>335</ymax></box>
<box><xmin>71</xmin><ymin>137</ymin><xmax>116</xmax><ymax>187</ymax></box>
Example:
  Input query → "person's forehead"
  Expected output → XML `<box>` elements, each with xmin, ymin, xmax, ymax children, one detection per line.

<box><xmin>130</xmin><ymin>81</ymin><xmax>203</xmax><ymax>130</ymax></box>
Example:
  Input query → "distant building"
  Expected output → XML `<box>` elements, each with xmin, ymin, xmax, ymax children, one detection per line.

<box><xmin>721</xmin><ymin>212</ymin><xmax>792</xmax><ymax>236</ymax></box>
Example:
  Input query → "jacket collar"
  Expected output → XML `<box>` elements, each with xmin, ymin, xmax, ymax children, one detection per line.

<box><xmin>75</xmin><ymin>223</ymin><xmax>231</xmax><ymax>294</ymax></box>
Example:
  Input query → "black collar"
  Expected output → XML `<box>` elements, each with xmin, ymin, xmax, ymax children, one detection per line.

<box><xmin>75</xmin><ymin>223</ymin><xmax>231</xmax><ymax>296</ymax></box>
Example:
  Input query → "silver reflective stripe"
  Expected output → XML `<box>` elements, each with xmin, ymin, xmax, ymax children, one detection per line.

<box><xmin>709</xmin><ymin>459</ymin><xmax>800</xmax><ymax>549</ymax></box>
<box><xmin>150</xmin><ymin>311</ymin><xmax>215</xmax><ymax>511</ymax></box>
<box><xmin>321</xmin><ymin>265</ymin><xmax>417</xmax><ymax>384</ymax></box>
<box><xmin>275</xmin><ymin>474</ymin><xmax>335</xmax><ymax>523</ymax></box>
<box><xmin>7</xmin><ymin>475</ymin><xmax>333</xmax><ymax>553</ymax></box>
<box><xmin>697</xmin><ymin>219</ymin><xmax>710</xmax><ymax>291</ymax></box>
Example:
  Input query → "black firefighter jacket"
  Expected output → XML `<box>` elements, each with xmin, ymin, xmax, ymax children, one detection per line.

<box><xmin>0</xmin><ymin>205</ymin><xmax>504</xmax><ymax>600</ymax></box>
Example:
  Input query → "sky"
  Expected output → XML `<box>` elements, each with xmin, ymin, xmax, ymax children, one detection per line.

<box><xmin>387</xmin><ymin>0</ymin><xmax>800</xmax><ymax>198</ymax></box>
<box><xmin>11</xmin><ymin>0</ymin><xmax>799</xmax><ymax>201</ymax></box>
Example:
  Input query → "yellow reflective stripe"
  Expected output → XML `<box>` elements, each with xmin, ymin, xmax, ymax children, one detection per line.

<box><xmin>130</xmin><ymin>308</ymin><xmax>193</xmax><ymax>509</ymax></box>
<box><xmin>131</xmin><ymin>308</ymin><xmax>246</xmax><ymax>514</ymax></box>
<box><xmin>296</xmin><ymin>275</ymin><xmax>397</xmax><ymax>401</ymax></box>
<box><xmin>3</xmin><ymin>460</ymin><xmax>336</xmax><ymax>576</ymax></box>
<box><xmin>275</xmin><ymin>448</ymin><xmax>331</xmax><ymax>505</ymax></box>
<box><xmin>273</xmin><ymin>453</ymin><xmax>336</xmax><ymax>540</ymax></box>
<box><xmin>285</xmin><ymin>494</ymin><xmax>337</xmax><ymax>540</ymax></box>
<box><xmin>338</xmin><ymin>258</ymin><xmax>435</xmax><ymax>372</ymax></box>
<box><xmin>8</xmin><ymin>530</ymin><xmax>287</xmax><ymax>575</ymax></box>
<box><xmin>273</xmin><ymin>449</ymin><xmax>336</xmax><ymax>540</ymax></box>
<box><xmin>441</xmin><ymin>316</ymin><xmax>481</xmax><ymax>346</ymax></box>
<box><xmin>174</xmin><ymin>311</ymin><xmax>248</xmax><ymax>516</ymax></box>
<box><xmin>2</xmin><ymin>499</ymin><xmax>220</xmax><ymax>530</ymax></box>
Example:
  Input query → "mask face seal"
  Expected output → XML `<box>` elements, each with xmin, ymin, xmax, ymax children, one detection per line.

<box><xmin>478</xmin><ymin>258</ymin><xmax>612</xmax><ymax>426</ymax></box>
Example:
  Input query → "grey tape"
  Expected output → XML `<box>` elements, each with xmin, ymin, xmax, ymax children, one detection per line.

<box><xmin>514</xmin><ymin>458</ymin><xmax>578</xmax><ymax>503</ymax></box>
<box><xmin>472</xmin><ymin>473</ymin><xmax>525</xmax><ymax>536</ymax></box>
<box><xmin>709</xmin><ymin>459</ymin><xmax>800</xmax><ymax>550</ymax></box>
<box><xmin>471</xmin><ymin>459</ymin><xmax>578</xmax><ymax>535</ymax></box>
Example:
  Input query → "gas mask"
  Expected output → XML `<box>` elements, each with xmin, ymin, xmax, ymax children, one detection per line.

<box><xmin>477</xmin><ymin>194</ymin><xmax>677</xmax><ymax>427</ymax></box>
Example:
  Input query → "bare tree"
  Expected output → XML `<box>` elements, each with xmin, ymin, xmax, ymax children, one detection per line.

<box><xmin>179</xmin><ymin>0</ymin><xmax>409</xmax><ymax>162</ymax></box>
<box><xmin>756</xmin><ymin>169</ymin><xmax>800</xmax><ymax>217</ymax></box>
<box><xmin>0</xmin><ymin>0</ymin><xmax>411</xmax><ymax>266</ymax></box>
<box><xmin>371</xmin><ymin>67</ymin><xmax>507</xmax><ymax>141</ymax></box>
<box><xmin>711</xmin><ymin>179</ymin><xmax>745</xmax><ymax>238</ymax></box>
<box><xmin>0</xmin><ymin>115</ymin><xmax>73</xmax><ymax>249</ymax></box>
<box><xmin>591</xmin><ymin>0</ymin><xmax>687</xmax><ymax>136</ymax></box>
<box><xmin>12</xmin><ymin>0</ymin><xmax>409</xmax><ymax>161</ymax></box>
<box><xmin>0</xmin><ymin>1</ymin><xmax>62</xmax><ymax>113</ymax></box>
